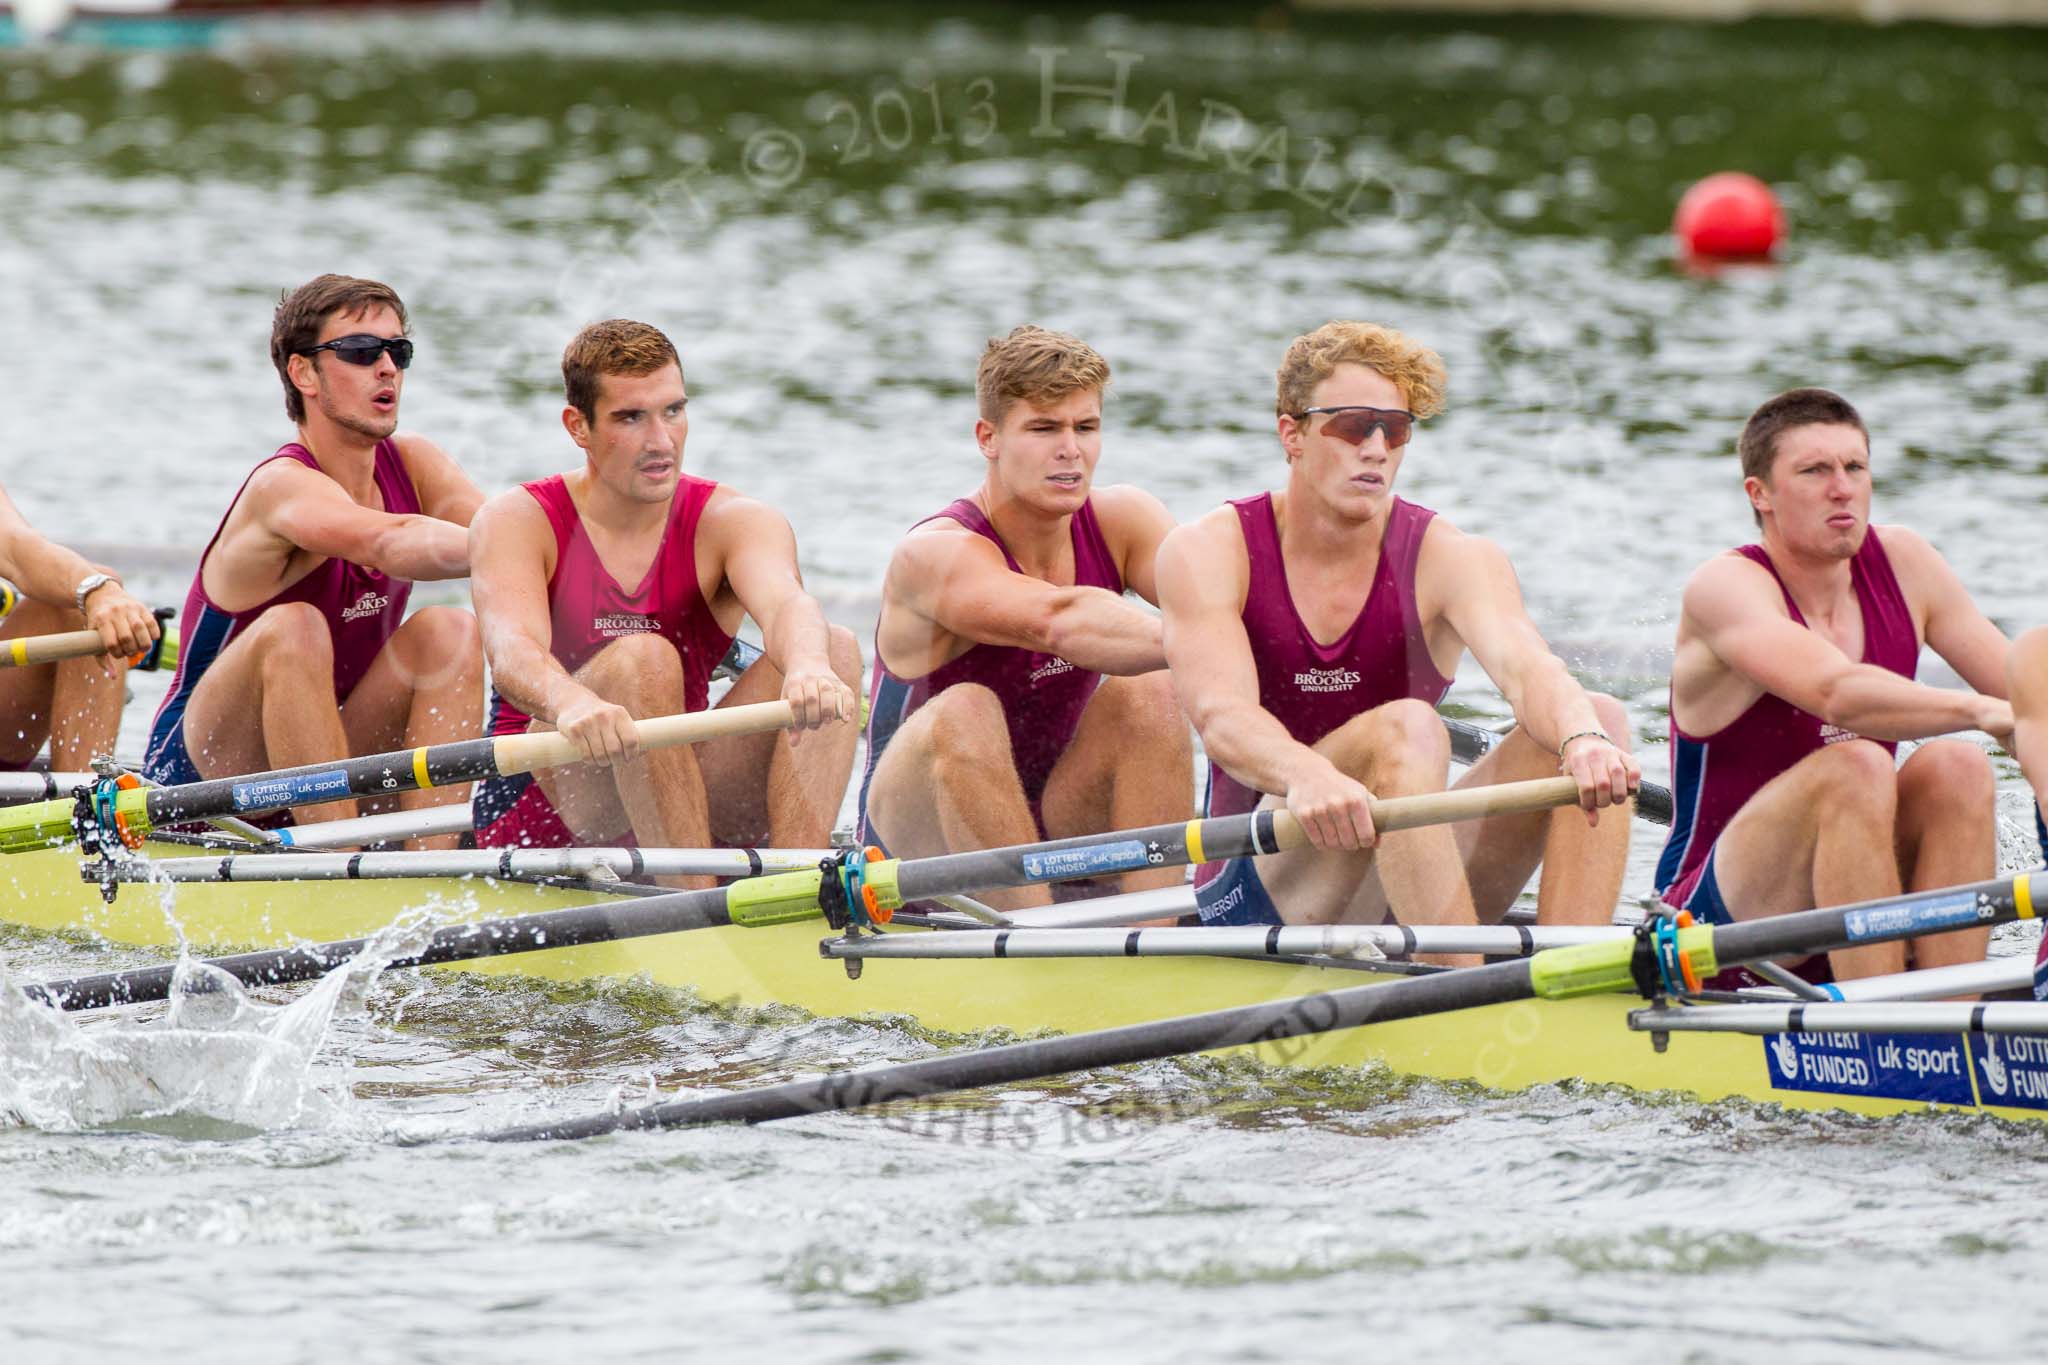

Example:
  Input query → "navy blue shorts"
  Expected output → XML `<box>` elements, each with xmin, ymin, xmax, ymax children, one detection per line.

<box><xmin>141</xmin><ymin>720</ymin><xmax>204</xmax><ymax>788</ymax></box>
<box><xmin>1192</xmin><ymin>855</ymin><xmax>1283</xmax><ymax>926</ymax></box>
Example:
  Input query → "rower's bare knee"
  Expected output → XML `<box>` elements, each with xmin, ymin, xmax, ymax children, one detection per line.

<box><xmin>1094</xmin><ymin>671</ymin><xmax>1190</xmax><ymax>757</ymax></box>
<box><xmin>251</xmin><ymin>601</ymin><xmax>334</xmax><ymax>683</ymax></box>
<box><xmin>1327</xmin><ymin>697</ymin><xmax>1448</xmax><ymax>791</ymax></box>
<box><xmin>826</xmin><ymin>624</ymin><xmax>864</xmax><ymax>688</ymax></box>
<box><xmin>401</xmin><ymin>606</ymin><xmax>482</xmax><ymax>687</ymax></box>
<box><xmin>1812</xmin><ymin>739</ymin><xmax>1898</xmax><ymax>828</ymax></box>
<box><xmin>1900</xmin><ymin>739</ymin><xmax>1993</xmax><ymax>813</ymax></box>
<box><xmin>925</xmin><ymin>683</ymin><xmax>1014</xmax><ymax>788</ymax></box>
<box><xmin>2</xmin><ymin>597</ymin><xmax>82</xmax><ymax>635</ymax></box>
<box><xmin>592</xmin><ymin>632</ymin><xmax>687</xmax><ymax>711</ymax></box>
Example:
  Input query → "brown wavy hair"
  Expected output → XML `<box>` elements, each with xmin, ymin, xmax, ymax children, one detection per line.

<box><xmin>563</xmin><ymin>319</ymin><xmax>683</xmax><ymax>422</ymax></box>
<box><xmin>271</xmin><ymin>274</ymin><xmax>408</xmax><ymax>423</ymax></box>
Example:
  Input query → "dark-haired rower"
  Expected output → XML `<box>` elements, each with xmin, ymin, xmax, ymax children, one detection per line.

<box><xmin>1657</xmin><ymin>388</ymin><xmax>2011</xmax><ymax>984</ymax></box>
<box><xmin>144</xmin><ymin>274</ymin><xmax>484</xmax><ymax>846</ymax></box>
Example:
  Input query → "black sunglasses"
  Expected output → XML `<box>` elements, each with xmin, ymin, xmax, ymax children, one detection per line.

<box><xmin>1294</xmin><ymin>405</ymin><xmax>1415</xmax><ymax>448</ymax></box>
<box><xmin>298</xmin><ymin>334</ymin><xmax>415</xmax><ymax>370</ymax></box>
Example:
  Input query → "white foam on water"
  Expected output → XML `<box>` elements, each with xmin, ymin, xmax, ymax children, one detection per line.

<box><xmin>0</xmin><ymin>912</ymin><xmax>441</xmax><ymax>1135</ymax></box>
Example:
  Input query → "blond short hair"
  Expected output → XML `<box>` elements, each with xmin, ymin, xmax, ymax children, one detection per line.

<box><xmin>1275</xmin><ymin>322</ymin><xmax>1447</xmax><ymax>420</ymax></box>
<box><xmin>976</xmin><ymin>325</ymin><xmax>1110</xmax><ymax>424</ymax></box>
<box><xmin>563</xmin><ymin>319</ymin><xmax>681</xmax><ymax>422</ymax></box>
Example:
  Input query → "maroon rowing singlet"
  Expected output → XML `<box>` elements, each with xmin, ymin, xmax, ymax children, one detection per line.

<box><xmin>475</xmin><ymin>472</ymin><xmax>735</xmax><ymax>848</ymax></box>
<box><xmin>1656</xmin><ymin>532</ymin><xmax>1920</xmax><ymax>915</ymax></box>
<box><xmin>857</xmin><ymin>496</ymin><xmax>1124</xmax><ymax>846</ymax></box>
<box><xmin>145</xmin><ymin>439</ymin><xmax>420</xmax><ymax>787</ymax></box>
<box><xmin>1203</xmin><ymin>493</ymin><xmax>1453</xmax><ymax>820</ymax></box>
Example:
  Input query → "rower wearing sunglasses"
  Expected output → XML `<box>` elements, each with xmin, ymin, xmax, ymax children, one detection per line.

<box><xmin>1156</xmin><ymin>321</ymin><xmax>1638</xmax><ymax>964</ymax></box>
<box><xmin>1658</xmin><ymin>388</ymin><xmax>2012</xmax><ymax>986</ymax></box>
<box><xmin>0</xmin><ymin>486</ymin><xmax>160</xmax><ymax>770</ymax></box>
<box><xmin>143</xmin><ymin>274</ymin><xmax>485</xmax><ymax>847</ymax></box>
<box><xmin>468</xmin><ymin>320</ymin><xmax>861</xmax><ymax>884</ymax></box>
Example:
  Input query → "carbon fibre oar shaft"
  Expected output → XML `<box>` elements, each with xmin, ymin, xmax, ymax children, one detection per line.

<box><xmin>0</xmin><ymin>700</ymin><xmax>797</xmax><ymax>854</ymax></box>
<box><xmin>482</xmin><ymin>871</ymin><xmax>2046</xmax><ymax>1141</ymax></box>
<box><xmin>30</xmin><ymin>778</ymin><xmax>1584</xmax><ymax>1012</ymax></box>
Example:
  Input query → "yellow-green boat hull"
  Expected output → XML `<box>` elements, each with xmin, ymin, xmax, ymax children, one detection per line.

<box><xmin>7</xmin><ymin>842</ymin><xmax>2043</xmax><ymax>1123</ymax></box>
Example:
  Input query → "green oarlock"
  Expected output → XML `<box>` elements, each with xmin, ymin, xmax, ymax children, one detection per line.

<box><xmin>1528</xmin><ymin>928</ymin><xmax>1719</xmax><ymax>1000</ymax></box>
<box><xmin>726</xmin><ymin>868</ymin><xmax>827</xmax><ymax>928</ymax></box>
<box><xmin>0</xmin><ymin>783</ymin><xmax>152</xmax><ymax>857</ymax></box>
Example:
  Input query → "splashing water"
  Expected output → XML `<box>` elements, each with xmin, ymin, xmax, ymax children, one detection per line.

<box><xmin>0</xmin><ymin>914</ymin><xmax>441</xmax><ymax>1136</ymax></box>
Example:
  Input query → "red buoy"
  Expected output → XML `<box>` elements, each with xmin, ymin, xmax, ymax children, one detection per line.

<box><xmin>1674</xmin><ymin>172</ymin><xmax>1784</xmax><ymax>259</ymax></box>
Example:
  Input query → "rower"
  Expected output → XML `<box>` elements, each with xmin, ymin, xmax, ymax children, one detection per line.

<box><xmin>0</xmin><ymin>486</ymin><xmax>160</xmax><ymax>771</ymax></box>
<box><xmin>856</xmin><ymin>326</ymin><xmax>1193</xmax><ymax>911</ymax></box>
<box><xmin>1156</xmin><ymin>321</ymin><xmax>1638</xmax><ymax>963</ymax></box>
<box><xmin>2001</xmin><ymin>627</ymin><xmax>2048</xmax><ymax>999</ymax></box>
<box><xmin>468</xmin><ymin>319</ymin><xmax>860</xmax><ymax>884</ymax></box>
<box><xmin>1659</xmin><ymin>388</ymin><xmax>2011</xmax><ymax>984</ymax></box>
<box><xmin>143</xmin><ymin>274</ymin><xmax>486</xmax><ymax>848</ymax></box>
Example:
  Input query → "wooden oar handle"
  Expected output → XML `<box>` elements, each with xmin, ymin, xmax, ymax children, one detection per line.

<box><xmin>1269</xmin><ymin>775</ymin><xmax>1586</xmax><ymax>850</ymax></box>
<box><xmin>493</xmin><ymin>700</ymin><xmax>798</xmax><ymax>776</ymax></box>
<box><xmin>1</xmin><ymin>628</ymin><xmax>113</xmax><ymax>668</ymax></box>
<box><xmin>0</xmin><ymin>608</ymin><xmax>175</xmax><ymax>670</ymax></box>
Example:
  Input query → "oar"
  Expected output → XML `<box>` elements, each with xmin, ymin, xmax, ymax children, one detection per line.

<box><xmin>0</xmin><ymin>700</ymin><xmax>797</xmax><ymax>855</ymax></box>
<box><xmin>1442</xmin><ymin>716</ymin><xmax>1672</xmax><ymax>826</ymax></box>
<box><xmin>91</xmin><ymin>844</ymin><xmax>838</xmax><ymax>885</ymax></box>
<box><xmin>28</xmin><ymin>777</ymin><xmax>1585</xmax><ymax>1012</ymax></box>
<box><xmin>0</xmin><ymin>607</ymin><xmax>176</xmax><ymax>672</ymax></box>
<box><xmin>481</xmin><ymin>870</ymin><xmax>2045</xmax><ymax>1141</ymax></box>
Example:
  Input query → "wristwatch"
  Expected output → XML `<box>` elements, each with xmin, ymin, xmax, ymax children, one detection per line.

<box><xmin>73</xmin><ymin>572</ymin><xmax>118</xmax><ymax>614</ymax></box>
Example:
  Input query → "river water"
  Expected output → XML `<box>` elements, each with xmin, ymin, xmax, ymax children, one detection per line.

<box><xmin>4</xmin><ymin>4</ymin><xmax>2048</xmax><ymax>1360</ymax></box>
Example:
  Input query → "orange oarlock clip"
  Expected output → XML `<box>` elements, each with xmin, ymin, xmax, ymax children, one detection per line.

<box><xmin>111</xmin><ymin>772</ymin><xmax>144</xmax><ymax>850</ymax></box>
<box><xmin>1672</xmin><ymin>908</ymin><xmax>1702</xmax><ymax>992</ymax></box>
<box><xmin>860</xmin><ymin>846</ymin><xmax>891</xmax><ymax>924</ymax></box>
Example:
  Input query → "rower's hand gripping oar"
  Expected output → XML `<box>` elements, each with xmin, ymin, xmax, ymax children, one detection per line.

<box><xmin>39</xmin><ymin>776</ymin><xmax>1585</xmax><ymax>1012</ymax></box>
<box><xmin>2</xmin><ymin>700</ymin><xmax>799</xmax><ymax>861</ymax></box>
<box><xmin>481</xmin><ymin>870</ymin><xmax>2048</xmax><ymax>1142</ymax></box>
<box><xmin>0</xmin><ymin>606</ymin><xmax>176</xmax><ymax>672</ymax></box>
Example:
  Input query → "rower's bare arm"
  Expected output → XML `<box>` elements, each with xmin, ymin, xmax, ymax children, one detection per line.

<box><xmin>709</xmin><ymin>495</ymin><xmax>854</xmax><ymax>731</ymax></box>
<box><xmin>1092</xmin><ymin>483</ymin><xmax>1179</xmax><ymax>607</ymax></box>
<box><xmin>891</xmin><ymin>524</ymin><xmax>1165</xmax><ymax>675</ymax></box>
<box><xmin>1433</xmin><ymin>529</ymin><xmax>1637</xmax><ymax>812</ymax></box>
<box><xmin>1887</xmin><ymin>525</ymin><xmax>2012</xmax><ymax>700</ymax></box>
<box><xmin>469</xmin><ymin>491</ymin><xmax>633</xmax><ymax>764</ymax></box>
<box><xmin>1157</xmin><ymin>514</ymin><xmax>1375</xmax><ymax>850</ymax></box>
<box><xmin>2007</xmin><ymin>629</ymin><xmax>2048</xmax><ymax>807</ymax></box>
<box><xmin>394</xmin><ymin>433</ymin><xmax>487</xmax><ymax>529</ymax></box>
<box><xmin>1686</xmin><ymin>555</ymin><xmax>2007</xmax><ymax>741</ymax></box>
<box><xmin>0</xmin><ymin>486</ymin><xmax>103</xmax><ymax>607</ymax></box>
<box><xmin>262</xmin><ymin>461</ymin><xmax>470</xmax><ymax>582</ymax></box>
<box><xmin>0</xmin><ymin>485</ymin><xmax>157</xmax><ymax>660</ymax></box>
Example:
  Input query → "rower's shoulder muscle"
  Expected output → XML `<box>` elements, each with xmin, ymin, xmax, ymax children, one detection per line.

<box><xmin>1155</xmin><ymin>505</ymin><xmax>1249</xmax><ymax>616</ymax></box>
<box><xmin>391</xmin><ymin>431</ymin><xmax>483</xmax><ymax>526</ymax></box>
<box><xmin>1088</xmin><ymin>482</ymin><xmax>1173</xmax><ymax>540</ymax></box>
<box><xmin>697</xmin><ymin>484</ymin><xmax>796</xmax><ymax>553</ymax></box>
<box><xmin>471</xmin><ymin>481</ymin><xmax>555</xmax><ymax>546</ymax></box>
<box><xmin>1674</xmin><ymin>551</ymin><xmax>1792</xmax><ymax>685</ymax></box>
<box><xmin>1413</xmin><ymin>515</ymin><xmax>1518</xmax><ymax>617</ymax></box>
<box><xmin>1681</xmin><ymin>550</ymin><xmax>1782</xmax><ymax>628</ymax></box>
<box><xmin>1867</xmin><ymin>522</ymin><xmax>1953</xmax><ymax>602</ymax></box>
<box><xmin>886</xmin><ymin>515</ymin><xmax>1001</xmax><ymax>594</ymax></box>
